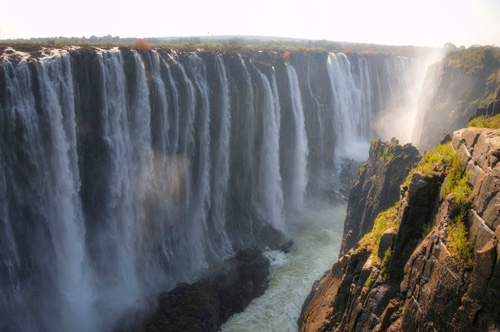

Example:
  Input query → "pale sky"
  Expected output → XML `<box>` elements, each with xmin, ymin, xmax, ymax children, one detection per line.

<box><xmin>1</xmin><ymin>0</ymin><xmax>499</xmax><ymax>47</ymax></box>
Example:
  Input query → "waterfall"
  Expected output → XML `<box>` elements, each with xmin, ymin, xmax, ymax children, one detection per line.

<box><xmin>327</xmin><ymin>53</ymin><xmax>372</xmax><ymax>162</ymax></box>
<box><xmin>208</xmin><ymin>55</ymin><xmax>232</xmax><ymax>254</ymax></box>
<box><xmin>255</xmin><ymin>68</ymin><xmax>284</xmax><ymax>231</ymax></box>
<box><xmin>286</xmin><ymin>64</ymin><xmax>309</xmax><ymax>210</ymax></box>
<box><xmin>326</xmin><ymin>52</ymin><xmax>423</xmax><ymax>162</ymax></box>
<box><xmin>0</xmin><ymin>47</ymin><xmax>419</xmax><ymax>332</ymax></box>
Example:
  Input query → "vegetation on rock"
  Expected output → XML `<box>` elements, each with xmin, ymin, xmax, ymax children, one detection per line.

<box><xmin>467</xmin><ymin>113</ymin><xmax>500</xmax><ymax>129</ymax></box>
<box><xmin>445</xmin><ymin>46</ymin><xmax>500</xmax><ymax>75</ymax></box>
<box><xmin>131</xmin><ymin>39</ymin><xmax>152</xmax><ymax>51</ymax></box>
<box><xmin>447</xmin><ymin>215</ymin><xmax>474</xmax><ymax>268</ymax></box>
<box><xmin>358</xmin><ymin>202</ymin><xmax>399</xmax><ymax>258</ymax></box>
<box><xmin>404</xmin><ymin>143</ymin><xmax>457</xmax><ymax>184</ymax></box>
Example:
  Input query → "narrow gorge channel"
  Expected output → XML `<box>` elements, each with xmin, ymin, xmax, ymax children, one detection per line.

<box><xmin>222</xmin><ymin>200</ymin><xmax>346</xmax><ymax>332</ymax></box>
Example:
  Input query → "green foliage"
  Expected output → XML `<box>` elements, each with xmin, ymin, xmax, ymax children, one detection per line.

<box><xmin>359</xmin><ymin>165</ymin><xmax>366</xmax><ymax>176</ymax></box>
<box><xmin>421</xmin><ymin>222</ymin><xmax>433</xmax><ymax>239</ymax></box>
<box><xmin>222</xmin><ymin>39</ymin><xmax>243</xmax><ymax>54</ymax></box>
<box><xmin>445</xmin><ymin>46</ymin><xmax>500</xmax><ymax>75</ymax></box>
<box><xmin>404</xmin><ymin>143</ymin><xmax>458</xmax><ymax>185</ymax></box>
<box><xmin>359</xmin><ymin>203</ymin><xmax>399</xmax><ymax>260</ymax></box>
<box><xmin>380</xmin><ymin>247</ymin><xmax>392</xmax><ymax>271</ymax></box>
<box><xmin>468</xmin><ymin>114</ymin><xmax>500</xmax><ymax>129</ymax></box>
<box><xmin>1</xmin><ymin>35</ymin><xmax>440</xmax><ymax>58</ymax></box>
<box><xmin>445</xmin><ymin>172</ymin><xmax>472</xmax><ymax>211</ymax></box>
<box><xmin>364</xmin><ymin>275</ymin><xmax>373</xmax><ymax>289</ymax></box>
<box><xmin>377</xmin><ymin>146</ymin><xmax>394</xmax><ymax>163</ymax></box>
<box><xmin>447</xmin><ymin>219</ymin><xmax>474</xmax><ymax>268</ymax></box>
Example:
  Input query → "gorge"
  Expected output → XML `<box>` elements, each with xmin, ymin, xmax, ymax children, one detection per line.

<box><xmin>0</xmin><ymin>44</ymin><xmax>497</xmax><ymax>332</ymax></box>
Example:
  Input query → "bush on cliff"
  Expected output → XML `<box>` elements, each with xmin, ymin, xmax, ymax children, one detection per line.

<box><xmin>132</xmin><ymin>39</ymin><xmax>152</xmax><ymax>51</ymax></box>
<box><xmin>403</xmin><ymin>143</ymin><xmax>473</xmax><ymax>267</ymax></box>
<box><xmin>358</xmin><ymin>203</ymin><xmax>399</xmax><ymax>259</ymax></box>
<box><xmin>447</xmin><ymin>213</ymin><xmax>474</xmax><ymax>268</ymax></box>
<box><xmin>467</xmin><ymin>114</ymin><xmax>500</xmax><ymax>129</ymax></box>
<box><xmin>404</xmin><ymin>143</ymin><xmax>457</xmax><ymax>184</ymax></box>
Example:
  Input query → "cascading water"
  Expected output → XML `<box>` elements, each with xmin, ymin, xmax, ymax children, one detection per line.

<box><xmin>254</xmin><ymin>68</ymin><xmax>284</xmax><ymax>231</ymax></box>
<box><xmin>285</xmin><ymin>64</ymin><xmax>309</xmax><ymax>210</ymax></box>
<box><xmin>0</xmin><ymin>47</ymin><xmax>423</xmax><ymax>332</ymax></box>
<box><xmin>327</xmin><ymin>52</ymin><xmax>372</xmax><ymax>161</ymax></box>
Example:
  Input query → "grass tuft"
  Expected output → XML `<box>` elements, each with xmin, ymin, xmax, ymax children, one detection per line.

<box><xmin>467</xmin><ymin>114</ymin><xmax>500</xmax><ymax>129</ymax></box>
<box><xmin>359</xmin><ymin>202</ymin><xmax>399</xmax><ymax>260</ymax></box>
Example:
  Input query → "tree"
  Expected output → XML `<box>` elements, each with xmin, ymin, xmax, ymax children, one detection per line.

<box><xmin>132</xmin><ymin>39</ymin><xmax>152</xmax><ymax>51</ymax></box>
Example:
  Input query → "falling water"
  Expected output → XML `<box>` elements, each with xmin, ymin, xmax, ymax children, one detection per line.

<box><xmin>0</xmin><ymin>47</ymin><xmax>422</xmax><ymax>332</ymax></box>
<box><xmin>255</xmin><ymin>68</ymin><xmax>284</xmax><ymax>231</ymax></box>
<box><xmin>286</xmin><ymin>64</ymin><xmax>309</xmax><ymax>210</ymax></box>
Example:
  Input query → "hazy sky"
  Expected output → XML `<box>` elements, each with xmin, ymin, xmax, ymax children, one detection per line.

<box><xmin>1</xmin><ymin>0</ymin><xmax>499</xmax><ymax>47</ymax></box>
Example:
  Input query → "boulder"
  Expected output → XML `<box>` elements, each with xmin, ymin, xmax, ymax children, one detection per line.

<box><xmin>129</xmin><ymin>247</ymin><xmax>270</xmax><ymax>332</ymax></box>
<box><xmin>378</xmin><ymin>228</ymin><xmax>397</xmax><ymax>260</ymax></box>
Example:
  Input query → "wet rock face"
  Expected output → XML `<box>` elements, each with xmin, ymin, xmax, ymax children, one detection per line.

<box><xmin>418</xmin><ymin>62</ymin><xmax>500</xmax><ymax>152</ymax></box>
<box><xmin>121</xmin><ymin>247</ymin><xmax>270</xmax><ymax>332</ymax></box>
<box><xmin>301</xmin><ymin>129</ymin><xmax>500</xmax><ymax>332</ymax></box>
<box><xmin>339</xmin><ymin>138</ymin><xmax>420</xmax><ymax>256</ymax></box>
<box><xmin>495</xmin><ymin>70</ymin><xmax>500</xmax><ymax>100</ymax></box>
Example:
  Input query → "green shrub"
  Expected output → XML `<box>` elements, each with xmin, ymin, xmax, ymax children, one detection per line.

<box><xmin>447</xmin><ymin>220</ymin><xmax>474</xmax><ymax>268</ymax></box>
<box><xmin>403</xmin><ymin>143</ymin><xmax>458</xmax><ymax>186</ymax></box>
<box><xmin>445</xmin><ymin>46</ymin><xmax>500</xmax><ymax>75</ymax></box>
<box><xmin>467</xmin><ymin>114</ymin><xmax>500</xmax><ymax>129</ymax></box>
<box><xmin>359</xmin><ymin>202</ymin><xmax>399</xmax><ymax>260</ymax></box>
<box><xmin>364</xmin><ymin>275</ymin><xmax>373</xmax><ymax>289</ymax></box>
<box><xmin>380</xmin><ymin>247</ymin><xmax>392</xmax><ymax>271</ymax></box>
<box><xmin>421</xmin><ymin>222</ymin><xmax>433</xmax><ymax>239</ymax></box>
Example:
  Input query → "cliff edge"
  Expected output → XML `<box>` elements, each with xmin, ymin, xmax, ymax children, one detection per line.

<box><xmin>300</xmin><ymin>128</ymin><xmax>500</xmax><ymax>332</ymax></box>
<box><xmin>339</xmin><ymin>139</ymin><xmax>420</xmax><ymax>256</ymax></box>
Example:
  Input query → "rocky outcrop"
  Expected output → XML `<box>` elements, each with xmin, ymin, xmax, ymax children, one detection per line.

<box><xmin>417</xmin><ymin>48</ymin><xmax>500</xmax><ymax>151</ymax></box>
<box><xmin>300</xmin><ymin>128</ymin><xmax>500</xmax><ymax>332</ymax></box>
<box><xmin>472</xmin><ymin>69</ymin><xmax>500</xmax><ymax>119</ymax></box>
<box><xmin>339</xmin><ymin>138</ymin><xmax>420</xmax><ymax>256</ymax></box>
<box><xmin>119</xmin><ymin>247</ymin><xmax>270</xmax><ymax>332</ymax></box>
<box><xmin>495</xmin><ymin>70</ymin><xmax>500</xmax><ymax>100</ymax></box>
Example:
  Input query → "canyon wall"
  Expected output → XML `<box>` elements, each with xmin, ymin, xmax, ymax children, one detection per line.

<box><xmin>300</xmin><ymin>128</ymin><xmax>500</xmax><ymax>332</ymax></box>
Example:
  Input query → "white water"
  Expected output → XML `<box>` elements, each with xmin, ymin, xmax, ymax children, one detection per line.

<box><xmin>255</xmin><ymin>68</ymin><xmax>285</xmax><ymax>231</ymax></box>
<box><xmin>0</xmin><ymin>49</ymin><xmax>424</xmax><ymax>332</ymax></box>
<box><xmin>327</xmin><ymin>53</ymin><xmax>372</xmax><ymax>162</ymax></box>
<box><xmin>286</xmin><ymin>65</ymin><xmax>309</xmax><ymax>210</ymax></box>
<box><xmin>221</xmin><ymin>200</ymin><xmax>346</xmax><ymax>332</ymax></box>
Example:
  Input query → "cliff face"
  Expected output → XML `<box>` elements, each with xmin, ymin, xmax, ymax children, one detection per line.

<box><xmin>339</xmin><ymin>139</ymin><xmax>420</xmax><ymax>256</ymax></box>
<box><xmin>417</xmin><ymin>47</ymin><xmax>500</xmax><ymax>151</ymax></box>
<box><xmin>300</xmin><ymin>128</ymin><xmax>500</xmax><ymax>332</ymax></box>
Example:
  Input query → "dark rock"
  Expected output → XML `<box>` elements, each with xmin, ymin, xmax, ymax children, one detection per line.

<box><xmin>493</xmin><ymin>100</ymin><xmax>500</xmax><ymax>116</ymax></box>
<box><xmin>127</xmin><ymin>247</ymin><xmax>270</xmax><ymax>332</ymax></box>
<box><xmin>418</xmin><ymin>59</ymin><xmax>500</xmax><ymax>152</ymax></box>
<box><xmin>297</xmin><ymin>270</ymin><xmax>329</xmax><ymax>327</ymax></box>
<box><xmin>257</xmin><ymin>224</ymin><xmax>294</xmax><ymax>253</ymax></box>
<box><xmin>440</xmin><ymin>133</ymin><xmax>452</xmax><ymax>145</ymax></box>
<box><xmin>339</xmin><ymin>158</ymin><xmax>363</xmax><ymax>199</ymax></box>
<box><xmin>339</xmin><ymin>138</ymin><xmax>420</xmax><ymax>256</ymax></box>
<box><xmin>495</xmin><ymin>70</ymin><xmax>500</xmax><ymax>100</ymax></box>
<box><xmin>378</xmin><ymin>228</ymin><xmax>397</xmax><ymax>260</ymax></box>
<box><xmin>301</xmin><ymin>128</ymin><xmax>500</xmax><ymax>332</ymax></box>
<box><xmin>476</xmin><ymin>107</ymin><xmax>487</xmax><ymax>117</ymax></box>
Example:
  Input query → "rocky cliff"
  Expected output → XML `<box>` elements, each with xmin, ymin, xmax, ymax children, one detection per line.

<box><xmin>339</xmin><ymin>139</ymin><xmax>420</xmax><ymax>256</ymax></box>
<box><xmin>417</xmin><ymin>47</ymin><xmax>500</xmax><ymax>151</ymax></box>
<box><xmin>300</xmin><ymin>128</ymin><xmax>500</xmax><ymax>332</ymax></box>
